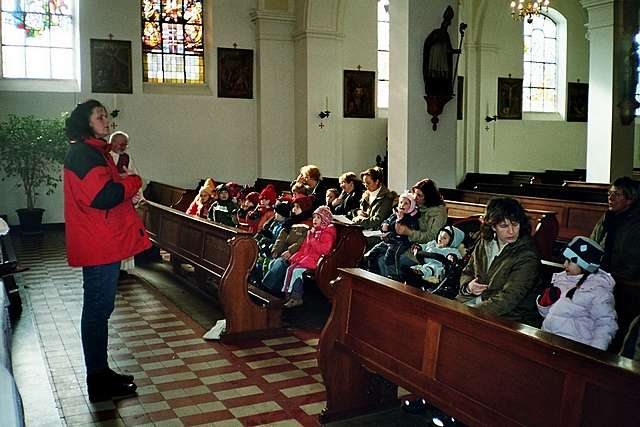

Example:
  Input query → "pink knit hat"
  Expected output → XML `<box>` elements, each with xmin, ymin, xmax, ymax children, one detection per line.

<box><xmin>399</xmin><ymin>191</ymin><xmax>417</xmax><ymax>215</ymax></box>
<box><xmin>313</xmin><ymin>205</ymin><xmax>333</xmax><ymax>228</ymax></box>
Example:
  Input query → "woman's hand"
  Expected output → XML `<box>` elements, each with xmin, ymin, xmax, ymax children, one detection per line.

<box><xmin>381</xmin><ymin>223</ymin><xmax>389</xmax><ymax>232</ymax></box>
<box><xmin>395</xmin><ymin>223</ymin><xmax>410</xmax><ymax>236</ymax></box>
<box><xmin>282</xmin><ymin>251</ymin><xmax>291</xmax><ymax>260</ymax></box>
<box><xmin>357</xmin><ymin>209</ymin><xmax>368</xmax><ymax>218</ymax></box>
<box><xmin>467</xmin><ymin>278</ymin><xmax>488</xmax><ymax>296</ymax></box>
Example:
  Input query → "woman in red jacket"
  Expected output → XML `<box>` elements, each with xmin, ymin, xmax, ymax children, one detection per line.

<box><xmin>64</xmin><ymin>100</ymin><xmax>150</xmax><ymax>402</ymax></box>
<box><xmin>281</xmin><ymin>205</ymin><xmax>337</xmax><ymax>308</ymax></box>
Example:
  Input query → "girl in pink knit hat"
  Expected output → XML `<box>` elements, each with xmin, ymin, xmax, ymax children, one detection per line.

<box><xmin>281</xmin><ymin>206</ymin><xmax>336</xmax><ymax>308</ymax></box>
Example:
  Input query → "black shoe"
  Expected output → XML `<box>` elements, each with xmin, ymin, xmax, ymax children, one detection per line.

<box><xmin>87</xmin><ymin>371</ymin><xmax>137</xmax><ymax>403</ymax></box>
<box><xmin>402</xmin><ymin>398</ymin><xmax>430</xmax><ymax>415</ymax></box>
<box><xmin>106</xmin><ymin>367</ymin><xmax>134</xmax><ymax>384</ymax></box>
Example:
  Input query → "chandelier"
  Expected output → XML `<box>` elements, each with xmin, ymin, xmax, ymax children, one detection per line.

<box><xmin>510</xmin><ymin>0</ymin><xmax>550</xmax><ymax>24</ymax></box>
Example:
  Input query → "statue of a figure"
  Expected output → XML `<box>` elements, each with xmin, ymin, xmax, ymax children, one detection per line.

<box><xmin>423</xmin><ymin>6</ymin><xmax>460</xmax><ymax>97</ymax></box>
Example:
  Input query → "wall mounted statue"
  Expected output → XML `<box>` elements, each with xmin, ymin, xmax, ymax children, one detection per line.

<box><xmin>423</xmin><ymin>6</ymin><xmax>466</xmax><ymax>130</ymax></box>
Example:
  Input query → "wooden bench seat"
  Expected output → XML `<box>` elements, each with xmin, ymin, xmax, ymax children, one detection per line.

<box><xmin>442</xmin><ymin>189</ymin><xmax>606</xmax><ymax>243</ymax></box>
<box><xmin>445</xmin><ymin>199</ymin><xmax>559</xmax><ymax>259</ymax></box>
<box><xmin>140</xmin><ymin>200</ymin><xmax>284</xmax><ymax>341</ymax></box>
<box><xmin>318</xmin><ymin>268</ymin><xmax>640</xmax><ymax>426</ymax></box>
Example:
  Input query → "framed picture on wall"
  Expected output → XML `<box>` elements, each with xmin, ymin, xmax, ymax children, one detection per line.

<box><xmin>217</xmin><ymin>48</ymin><xmax>253</xmax><ymax>99</ymax></box>
<box><xmin>567</xmin><ymin>82</ymin><xmax>589</xmax><ymax>122</ymax></box>
<box><xmin>456</xmin><ymin>76</ymin><xmax>464</xmax><ymax>120</ymax></box>
<box><xmin>497</xmin><ymin>77</ymin><xmax>523</xmax><ymax>120</ymax></box>
<box><xmin>90</xmin><ymin>39</ymin><xmax>133</xmax><ymax>94</ymax></box>
<box><xmin>343</xmin><ymin>70</ymin><xmax>376</xmax><ymax>118</ymax></box>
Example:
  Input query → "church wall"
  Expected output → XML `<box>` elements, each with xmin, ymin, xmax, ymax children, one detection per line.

<box><xmin>340</xmin><ymin>0</ymin><xmax>388</xmax><ymax>176</ymax></box>
<box><xmin>460</xmin><ymin>1</ymin><xmax>592</xmax><ymax>175</ymax></box>
<box><xmin>0</xmin><ymin>0</ymin><xmax>259</xmax><ymax>225</ymax></box>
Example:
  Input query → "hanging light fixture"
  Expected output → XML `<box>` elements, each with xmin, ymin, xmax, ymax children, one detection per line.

<box><xmin>510</xmin><ymin>0</ymin><xmax>550</xmax><ymax>24</ymax></box>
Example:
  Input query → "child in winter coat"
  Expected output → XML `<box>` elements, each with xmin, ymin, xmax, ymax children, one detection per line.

<box><xmin>537</xmin><ymin>236</ymin><xmax>618</xmax><ymax>350</ymax></box>
<box><xmin>236</xmin><ymin>191</ymin><xmax>260</xmax><ymax>231</ymax></box>
<box><xmin>186</xmin><ymin>179</ymin><xmax>216</xmax><ymax>218</ymax></box>
<box><xmin>261</xmin><ymin>194</ymin><xmax>315</xmax><ymax>294</ymax></box>
<box><xmin>252</xmin><ymin>200</ymin><xmax>291</xmax><ymax>284</ymax></box>
<box><xmin>409</xmin><ymin>225</ymin><xmax>464</xmax><ymax>282</ymax></box>
<box><xmin>364</xmin><ymin>192</ymin><xmax>420</xmax><ymax>280</ymax></box>
<box><xmin>247</xmin><ymin>184</ymin><xmax>277</xmax><ymax>233</ymax></box>
<box><xmin>208</xmin><ymin>183</ymin><xmax>238</xmax><ymax>227</ymax></box>
<box><xmin>282</xmin><ymin>205</ymin><xmax>337</xmax><ymax>308</ymax></box>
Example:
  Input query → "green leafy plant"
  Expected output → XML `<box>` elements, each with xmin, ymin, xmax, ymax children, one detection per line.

<box><xmin>0</xmin><ymin>114</ymin><xmax>68</xmax><ymax>210</ymax></box>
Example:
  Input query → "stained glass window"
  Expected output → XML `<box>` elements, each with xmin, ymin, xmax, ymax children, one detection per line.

<box><xmin>1</xmin><ymin>0</ymin><xmax>75</xmax><ymax>79</ymax></box>
<box><xmin>523</xmin><ymin>14</ymin><xmax>557</xmax><ymax>112</ymax></box>
<box><xmin>142</xmin><ymin>0</ymin><xmax>205</xmax><ymax>84</ymax></box>
<box><xmin>377</xmin><ymin>0</ymin><xmax>389</xmax><ymax>109</ymax></box>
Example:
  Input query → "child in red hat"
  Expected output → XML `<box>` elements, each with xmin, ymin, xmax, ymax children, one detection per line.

<box><xmin>246</xmin><ymin>184</ymin><xmax>277</xmax><ymax>233</ymax></box>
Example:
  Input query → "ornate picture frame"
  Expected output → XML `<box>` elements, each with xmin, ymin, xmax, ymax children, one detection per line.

<box><xmin>567</xmin><ymin>82</ymin><xmax>589</xmax><ymax>122</ymax></box>
<box><xmin>497</xmin><ymin>77</ymin><xmax>523</xmax><ymax>120</ymax></box>
<box><xmin>90</xmin><ymin>39</ymin><xmax>133</xmax><ymax>94</ymax></box>
<box><xmin>343</xmin><ymin>70</ymin><xmax>376</xmax><ymax>118</ymax></box>
<box><xmin>217</xmin><ymin>48</ymin><xmax>253</xmax><ymax>99</ymax></box>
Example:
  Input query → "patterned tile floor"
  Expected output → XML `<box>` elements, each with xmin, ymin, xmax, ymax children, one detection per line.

<box><xmin>10</xmin><ymin>230</ymin><xmax>431</xmax><ymax>427</ymax></box>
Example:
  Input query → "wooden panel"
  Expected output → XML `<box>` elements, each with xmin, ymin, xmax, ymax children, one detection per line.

<box><xmin>436</xmin><ymin>326</ymin><xmax>565</xmax><ymax>427</ymax></box>
<box><xmin>581</xmin><ymin>382</ymin><xmax>640</xmax><ymax>427</ymax></box>
<box><xmin>347</xmin><ymin>288</ymin><xmax>427</xmax><ymax>370</ymax></box>
<box><xmin>179</xmin><ymin>225</ymin><xmax>204</xmax><ymax>259</ymax></box>
<box><xmin>203</xmin><ymin>233</ymin><xmax>230</xmax><ymax>275</ymax></box>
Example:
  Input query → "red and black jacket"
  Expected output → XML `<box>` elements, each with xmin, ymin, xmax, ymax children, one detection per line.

<box><xmin>63</xmin><ymin>137</ymin><xmax>150</xmax><ymax>267</ymax></box>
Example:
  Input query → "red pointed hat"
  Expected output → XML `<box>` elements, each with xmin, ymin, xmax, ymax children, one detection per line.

<box><xmin>259</xmin><ymin>184</ymin><xmax>277</xmax><ymax>205</ymax></box>
<box><xmin>292</xmin><ymin>194</ymin><xmax>314</xmax><ymax>213</ymax></box>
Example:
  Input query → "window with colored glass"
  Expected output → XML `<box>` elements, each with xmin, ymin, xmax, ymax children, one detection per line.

<box><xmin>523</xmin><ymin>14</ymin><xmax>558</xmax><ymax>112</ymax></box>
<box><xmin>377</xmin><ymin>0</ymin><xmax>389</xmax><ymax>109</ymax></box>
<box><xmin>142</xmin><ymin>0</ymin><xmax>204</xmax><ymax>84</ymax></box>
<box><xmin>1</xmin><ymin>0</ymin><xmax>75</xmax><ymax>79</ymax></box>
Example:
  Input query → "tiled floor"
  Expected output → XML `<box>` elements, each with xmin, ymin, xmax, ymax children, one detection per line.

<box><xmin>10</xmin><ymin>230</ymin><xmax>433</xmax><ymax>426</ymax></box>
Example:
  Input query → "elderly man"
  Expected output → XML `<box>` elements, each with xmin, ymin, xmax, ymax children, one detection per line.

<box><xmin>109</xmin><ymin>131</ymin><xmax>143</xmax><ymax>277</ymax></box>
<box><xmin>590</xmin><ymin>176</ymin><xmax>640</xmax><ymax>280</ymax></box>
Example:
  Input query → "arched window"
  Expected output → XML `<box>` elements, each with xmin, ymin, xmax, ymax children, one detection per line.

<box><xmin>377</xmin><ymin>0</ymin><xmax>389</xmax><ymax>109</ymax></box>
<box><xmin>0</xmin><ymin>0</ymin><xmax>75</xmax><ymax>80</ymax></box>
<box><xmin>142</xmin><ymin>0</ymin><xmax>205</xmax><ymax>84</ymax></box>
<box><xmin>523</xmin><ymin>14</ymin><xmax>558</xmax><ymax>112</ymax></box>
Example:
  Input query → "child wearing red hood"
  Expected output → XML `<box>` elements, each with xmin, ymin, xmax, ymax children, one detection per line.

<box><xmin>246</xmin><ymin>184</ymin><xmax>277</xmax><ymax>233</ymax></box>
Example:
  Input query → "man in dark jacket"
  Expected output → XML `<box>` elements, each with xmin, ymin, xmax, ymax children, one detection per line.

<box><xmin>590</xmin><ymin>176</ymin><xmax>640</xmax><ymax>281</ymax></box>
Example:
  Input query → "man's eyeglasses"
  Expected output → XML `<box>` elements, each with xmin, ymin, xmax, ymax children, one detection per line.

<box><xmin>607</xmin><ymin>191</ymin><xmax>624</xmax><ymax>200</ymax></box>
<box><xmin>565</xmin><ymin>257</ymin><xmax>578</xmax><ymax>264</ymax></box>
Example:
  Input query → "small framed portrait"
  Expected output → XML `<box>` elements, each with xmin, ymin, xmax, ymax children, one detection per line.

<box><xmin>217</xmin><ymin>48</ymin><xmax>253</xmax><ymax>99</ymax></box>
<box><xmin>343</xmin><ymin>70</ymin><xmax>376</xmax><ymax>118</ymax></box>
<box><xmin>90</xmin><ymin>39</ymin><xmax>133</xmax><ymax>94</ymax></box>
<box><xmin>497</xmin><ymin>77</ymin><xmax>523</xmax><ymax>120</ymax></box>
<box><xmin>567</xmin><ymin>82</ymin><xmax>589</xmax><ymax>122</ymax></box>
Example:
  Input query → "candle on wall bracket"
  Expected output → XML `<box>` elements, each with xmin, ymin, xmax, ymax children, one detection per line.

<box><xmin>319</xmin><ymin>96</ymin><xmax>331</xmax><ymax>119</ymax></box>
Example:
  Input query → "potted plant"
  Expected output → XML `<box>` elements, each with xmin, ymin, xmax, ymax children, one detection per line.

<box><xmin>0</xmin><ymin>114</ymin><xmax>68</xmax><ymax>234</ymax></box>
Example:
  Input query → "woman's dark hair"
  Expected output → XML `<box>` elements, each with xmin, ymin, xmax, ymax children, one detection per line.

<box><xmin>411</xmin><ymin>178</ymin><xmax>444</xmax><ymax>207</ymax></box>
<box><xmin>480</xmin><ymin>197</ymin><xmax>531</xmax><ymax>241</ymax></box>
<box><xmin>64</xmin><ymin>99</ymin><xmax>105</xmax><ymax>142</ymax></box>
<box><xmin>360</xmin><ymin>166</ymin><xmax>384</xmax><ymax>184</ymax></box>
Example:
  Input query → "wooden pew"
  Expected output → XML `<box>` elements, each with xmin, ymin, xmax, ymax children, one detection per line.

<box><xmin>318</xmin><ymin>268</ymin><xmax>640</xmax><ymax>426</ymax></box>
<box><xmin>445</xmin><ymin>199</ymin><xmax>559</xmax><ymax>259</ymax></box>
<box><xmin>563</xmin><ymin>181</ymin><xmax>610</xmax><ymax>191</ymax></box>
<box><xmin>140</xmin><ymin>200</ymin><xmax>284</xmax><ymax>341</ymax></box>
<box><xmin>442</xmin><ymin>189</ymin><xmax>606</xmax><ymax>243</ymax></box>
<box><xmin>143</xmin><ymin>181</ymin><xmax>197</xmax><ymax>212</ymax></box>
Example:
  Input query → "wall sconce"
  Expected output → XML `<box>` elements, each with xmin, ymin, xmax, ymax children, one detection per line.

<box><xmin>485</xmin><ymin>115</ymin><xmax>497</xmax><ymax>123</ymax></box>
<box><xmin>319</xmin><ymin>110</ymin><xmax>331</xmax><ymax>119</ymax></box>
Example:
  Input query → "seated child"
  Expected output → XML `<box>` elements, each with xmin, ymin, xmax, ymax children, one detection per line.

<box><xmin>282</xmin><ymin>206</ymin><xmax>337</xmax><ymax>308</ymax></box>
<box><xmin>208</xmin><ymin>183</ymin><xmax>238</xmax><ymax>227</ymax></box>
<box><xmin>252</xmin><ymin>200</ymin><xmax>291</xmax><ymax>284</ymax></box>
<box><xmin>247</xmin><ymin>184</ymin><xmax>277</xmax><ymax>233</ymax></box>
<box><xmin>364</xmin><ymin>192</ymin><xmax>420</xmax><ymax>281</ymax></box>
<box><xmin>537</xmin><ymin>236</ymin><xmax>617</xmax><ymax>351</ymax></box>
<box><xmin>236</xmin><ymin>191</ymin><xmax>260</xmax><ymax>230</ymax></box>
<box><xmin>261</xmin><ymin>194</ymin><xmax>315</xmax><ymax>294</ymax></box>
<box><xmin>325</xmin><ymin>188</ymin><xmax>339</xmax><ymax>208</ymax></box>
<box><xmin>186</xmin><ymin>179</ymin><xmax>216</xmax><ymax>218</ymax></box>
<box><xmin>291</xmin><ymin>182</ymin><xmax>309</xmax><ymax>196</ymax></box>
<box><xmin>408</xmin><ymin>225</ymin><xmax>464</xmax><ymax>283</ymax></box>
